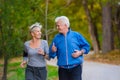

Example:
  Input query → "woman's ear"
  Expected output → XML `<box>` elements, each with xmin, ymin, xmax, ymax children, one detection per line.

<box><xmin>31</xmin><ymin>32</ymin><xmax>34</xmax><ymax>37</ymax></box>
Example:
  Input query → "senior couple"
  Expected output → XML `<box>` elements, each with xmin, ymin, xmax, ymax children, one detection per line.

<box><xmin>20</xmin><ymin>16</ymin><xmax>90</xmax><ymax>80</ymax></box>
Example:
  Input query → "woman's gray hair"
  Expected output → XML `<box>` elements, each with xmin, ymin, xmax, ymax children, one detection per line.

<box><xmin>29</xmin><ymin>22</ymin><xmax>42</xmax><ymax>32</ymax></box>
<box><xmin>55</xmin><ymin>16</ymin><xmax>70</xmax><ymax>28</ymax></box>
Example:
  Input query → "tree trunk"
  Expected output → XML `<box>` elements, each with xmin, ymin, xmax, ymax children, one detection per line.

<box><xmin>1</xmin><ymin>24</ymin><xmax>9</xmax><ymax>80</ymax></box>
<box><xmin>116</xmin><ymin>4</ymin><xmax>120</xmax><ymax>48</ymax></box>
<box><xmin>82</xmin><ymin>0</ymin><xmax>100</xmax><ymax>53</ymax></box>
<box><xmin>0</xmin><ymin>20</ymin><xmax>7</xmax><ymax>80</ymax></box>
<box><xmin>102</xmin><ymin>2</ymin><xmax>113</xmax><ymax>53</ymax></box>
<box><xmin>45</xmin><ymin>0</ymin><xmax>48</xmax><ymax>41</ymax></box>
<box><xmin>2</xmin><ymin>55</ymin><xmax>8</xmax><ymax>80</ymax></box>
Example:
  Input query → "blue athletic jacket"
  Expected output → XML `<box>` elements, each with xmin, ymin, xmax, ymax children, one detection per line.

<box><xmin>49</xmin><ymin>30</ymin><xmax>90</xmax><ymax>68</ymax></box>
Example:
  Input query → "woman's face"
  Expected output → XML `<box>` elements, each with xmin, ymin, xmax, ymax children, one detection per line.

<box><xmin>31</xmin><ymin>27</ymin><xmax>41</xmax><ymax>39</ymax></box>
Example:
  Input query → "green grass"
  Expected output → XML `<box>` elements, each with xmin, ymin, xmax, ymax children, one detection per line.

<box><xmin>6</xmin><ymin>62</ymin><xmax>58</xmax><ymax>80</ymax></box>
<box><xmin>47</xmin><ymin>65</ymin><xmax>58</xmax><ymax>80</ymax></box>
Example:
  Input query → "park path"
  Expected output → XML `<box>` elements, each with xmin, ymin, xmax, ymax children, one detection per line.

<box><xmin>47</xmin><ymin>58</ymin><xmax>120</xmax><ymax>80</ymax></box>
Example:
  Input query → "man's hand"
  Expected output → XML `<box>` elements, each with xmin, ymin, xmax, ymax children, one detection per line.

<box><xmin>72</xmin><ymin>50</ymin><xmax>84</xmax><ymax>58</ymax></box>
<box><xmin>52</xmin><ymin>42</ymin><xmax>57</xmax><ymax>53</ymax></box>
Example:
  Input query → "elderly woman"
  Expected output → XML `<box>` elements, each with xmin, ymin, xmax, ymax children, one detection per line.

<box><xmin>20</xmin><ymin>22</ymin><xmax>49</xmax><ymax>80</ymax></box>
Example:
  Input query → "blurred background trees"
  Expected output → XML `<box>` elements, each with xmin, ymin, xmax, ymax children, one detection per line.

<box><xmin>0</xmin><ymin>0</ymin><xmax>120</xmax><ymax>80</ymax></box>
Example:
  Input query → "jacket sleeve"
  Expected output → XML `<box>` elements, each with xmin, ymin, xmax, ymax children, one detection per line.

<box><xmin>77</xmin><ymin>33</ymin><xmax>90</xmax><ymax>54</ymax></box>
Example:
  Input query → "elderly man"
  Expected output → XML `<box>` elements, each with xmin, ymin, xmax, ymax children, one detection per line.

<box><xmin>49</xmin><ymin>16</ymin><xmax>90</xmax><ymax>80</ymax></box>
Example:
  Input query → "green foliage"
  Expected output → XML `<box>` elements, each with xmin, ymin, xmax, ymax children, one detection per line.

<box><xmin>0</xmin><ymin>0</ymin><xmax>119</xmax><ymax>58</ymax></box>
<box><xmin>0</xmin><ymin>1</ymin><xmax>22</xmax><ymax>58</ymax></box>
<box><xmin>0</xmin><ymin>0</ymin><xmax>115</xmax><ymax>57</ymax></box>
<box><xmin>0</xmin><ymin>0</ymin><xmax>46</xmax><ymax>58</ymax></box>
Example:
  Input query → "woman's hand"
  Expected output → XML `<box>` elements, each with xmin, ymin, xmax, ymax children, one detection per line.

<box><xmin>20</xmin><ymin>61</ymin><xmax>27</xmax><ymax>68</ymax></box>
<box><xmin>38</xmin><ymin>48</ymin><xmax>45</xmax><ymax>56</ymax></box>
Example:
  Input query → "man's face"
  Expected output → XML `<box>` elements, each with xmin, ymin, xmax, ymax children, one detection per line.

<box><xmin>56</xmin><ymin>20</ymin><xmax>68</xmax><ymax>34</ymax></box>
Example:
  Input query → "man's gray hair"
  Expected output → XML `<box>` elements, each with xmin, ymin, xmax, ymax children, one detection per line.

<box><xmin>55</xmin><ymin>16</ymin><xmax>70</xmax><ymax>28</ymax></box>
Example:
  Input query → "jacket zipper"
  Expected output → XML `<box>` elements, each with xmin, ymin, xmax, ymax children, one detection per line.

<box><xmin>65</xmin><ymin>35</ymin><xmax>69</xmax><ymax>68</ymax></box>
